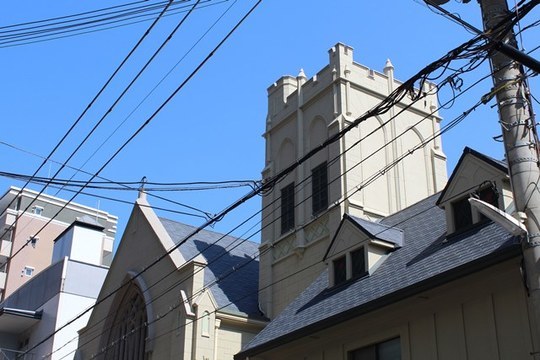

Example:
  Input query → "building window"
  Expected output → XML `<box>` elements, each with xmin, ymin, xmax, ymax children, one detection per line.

<box><xmin>104</xmin><ymin>284</ymin><xmax>147</xmax><ymax>360</ymax></box>
<box><xmin>312</xmin><ymin>162</ymin><xmax>328</xmax><ymax>215</ymax></box>
<box><xmin>476</xmin><ymin>184</ymin><xmax>499</xmax><ymax>221</ymax></box>
<box><xmin>23</xmin><ymin>266</ymin><xmax>34</xmax><ymax>277</ymax></box>
<box><xmin>452</xmin><ymin>197</ymin><xmax>472</xmax><ymax>232</ymax></box>
<box><xmin>477</xmin><ymin>185</ymin><xmax>498</xmax><ymax>207</ymax></box>
<box><xmin>333</xmin><ymin>256</ymin><xmax>347</xmax><ymax>285</ymax></box>
<box><xmin>351</xmin><ymin>247</ymin><xmax>366</xmax><ymax>278</ymax></box>
<box><xmin>281</xmin><ymin>183</ymin><xmax>295</xmax><ymax>234</ymax></box>
<box><xmin>349</xmin><ymin>337</ymin><xmax>401</xmax><ymax>360</ymax></box>
<box><xmin>452</xmin><ymin>184</ymin><xmax>499</xmax><ymax>233</ymax></box>
<box><xmin>32</xmin><ymin>206</ymin><xmax>43</xmax><ymax>216</ymax></box>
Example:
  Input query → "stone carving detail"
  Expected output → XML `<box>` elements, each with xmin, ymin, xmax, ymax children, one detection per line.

<box><xmin>305</xmin><ymin>215</ymin><xmax>329</xmax><ymax>244</ymax></box>
<box><xmin>272</xmin><ymin>234</ymin><xmax>296</xmax><ymax>261</ymax></box>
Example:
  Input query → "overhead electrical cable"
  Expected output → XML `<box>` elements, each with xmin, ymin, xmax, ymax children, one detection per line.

<box><xmin>0</xmin><ymin>0</ymin><xmax>158</xmax><ymax>31</ymax></box>
<box><xmin>42</xmin><ymin>26</ymin><xmax>510</xmax><ymax>358</ymax></box>
<box><xmin>0</xmin><ymin>139</ymin><xmax>214</xmax><ymax>219</ymax></box>
<box><xmin>32</xmin><ymin>0</ymin><xmax>200</xmax><ymax>198</ymax></box>
<box><xmin>54</xmin><ymin>0</ymin><xmax>239</xmax><ymax>197</ymax></box>
<box><xmin>21</xmin><ymin>4</ymin><xmax>526</xmax><ymax>354</ymax></box>
<box><xmin>0</xmin><ymin>171</ymin><xmax>259</xmax><ymax>191</ymax></box>
<box><xmin>49</xmin><ymin>6</ymin><xmax>540</xmax><ymax>353</ymax></box>
<box><xmin>65</xmin><ymin>95</ymin><xmax>486</xmax><ymax>359</ymax></box>
<box><xmin>0</xmin><ymin>0</ymin><xmax>178</xmax><ymax>266</ymax></box>
<box><xmin>17</xmin><ymin>2</ymin><xmax>264</xmax><ymax>354</ymax></box>
<box><xmin>0</xmin><ymin>0</ymin><xmax>228</xmax><ymax>48</ymax></box>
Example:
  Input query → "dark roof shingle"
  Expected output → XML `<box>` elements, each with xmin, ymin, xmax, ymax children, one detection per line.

<box><xmin>159</xmin><ymin>218</ymin><xmax>264</xmax><ymax>320</ymax></box>
<box><xmin>239</xmin><ymin>193</ymin><xmax>520</xmax><ymax>356</ymax></box>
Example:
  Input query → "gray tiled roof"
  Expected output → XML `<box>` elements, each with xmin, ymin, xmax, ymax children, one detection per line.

<box><xmin>239</xmin><ymin>193</ymin><xmax>521</xmax><ymax>356</ymax></box>
<box><xmin>159</xmin><ymin>218</ymin><xmax>264</xmax><ymax>320</ymax></box>
<box><xmin>348</xmin><ymin>215</ymin><xmax>403</xmax><ymax>247</ymax></box>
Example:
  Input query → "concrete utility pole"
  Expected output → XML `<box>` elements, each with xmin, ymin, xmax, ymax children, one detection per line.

<box><xmin>478</xmin><ymin>0</ymin><xmax>540</xmax><ymax>357</ymax></box>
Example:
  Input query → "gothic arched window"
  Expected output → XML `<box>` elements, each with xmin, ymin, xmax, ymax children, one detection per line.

<box><xmin>104</xmin><ymin>284</ymin><xmax>148</xmax><ymax>360</ymax></box>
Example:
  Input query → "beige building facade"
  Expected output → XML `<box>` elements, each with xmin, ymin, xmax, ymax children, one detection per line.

<box><xmin>0</xmin><ymin>187</ymin><xmax>117</xmax><ymax>301</ymax></box>
<box><xmin>260</xmin><ymin>43</ymin><xmax>448</xmax><ymax>318</ymax></box>
<box><xmin>77</xmin><ymin>194</ymin><xmax>266</xmax><ymax>360</ymax></box>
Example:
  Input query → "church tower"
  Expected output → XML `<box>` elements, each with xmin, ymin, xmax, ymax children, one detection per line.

<box><xmin>259</xmin><ymin>43</ymin><xmax>447</xmax><ymax>318</ymax></box>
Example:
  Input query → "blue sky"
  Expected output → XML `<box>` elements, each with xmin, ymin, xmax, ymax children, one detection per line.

<box><xmin>1</xmin><ymin>0</ymin><xmax>539</xmax><ymax>245</ymax></box>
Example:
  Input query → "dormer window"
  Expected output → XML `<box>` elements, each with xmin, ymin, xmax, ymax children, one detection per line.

<box><xmin>451</xmin><ymin>183</ymin><xmax>499</xmax><ymax>234</ymax></box>
<box><xmin>333</xmin><ymin>256</ymin><xmax>347</xmax><ymax>285</ymax></box>
<box><xmin>351</xmin><ymin>247</ymin><xmax>367</xmax><ymax>278</ymax></box>
<box><xmin>325</xmin><ymin>215</ymin><xmax>402</xmax><ymax>288</ymax></box>
<box><xmin>477</xmin><ymin>185</ymin><xmax>499</xmax><ymax>220</ymax></box>
<box><xmin>332</xmin><ymin>247</ymin><xmax>368</xmax><ymax>286</ymax></box>
<box><xmin>452</xmin><ymin>197</ymin><xmax>472</xmax><ymax>231</ymax></box>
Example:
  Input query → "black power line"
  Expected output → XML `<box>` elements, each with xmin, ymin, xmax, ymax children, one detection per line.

<box><xmin>18</xmin><ymin>1</ymin><xmax>531</xmax><ymax>355</ymax></box>
<box><xmin>0</xmin><ymin>0</ymin><xmax>228</xmax><ymax>48</ymax></box>
<box><xmin>33</xmin><ymin>17</ymin><xmax>508</xmax><ymax>357</ymax></box>
<box><xmin>17</xmin><ymin>2</ymin><xmax>263</xmax><ymax>354</ymax></box>
<box><xmin>0</xmin><ymin>0</ymin><xmax>177</xmax><ymax>270</ymax></box>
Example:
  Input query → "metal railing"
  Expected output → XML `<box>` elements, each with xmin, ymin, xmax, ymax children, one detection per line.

<box><xmin>0</xmin><ymin>348</ymin><xmax>34</xmax><ymax>360</ymax></box>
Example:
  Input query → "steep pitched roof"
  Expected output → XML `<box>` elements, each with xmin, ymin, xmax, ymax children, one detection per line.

<box><xmin>237</xmin><ymin>193</ymin><xmax>521</xmax><ymax>358</ymax></box>
<box><xmin>349</xmin><ymin>215</ymin><xmax>403</xmax><ymax>247</ymax></box>
<box><xmin>159</xmin><ymin>218</ymin><xmax>264</xmax><ymax>321</ymax></box>
<box><xmin>324</xmin><ymin>214</ymin><xmax>403</xmax><ymax>261</ymax></box>
<box><xmin>436</xmin><ymin>147</ymin><xmax>507</xmax><ymax>205</ymax></box>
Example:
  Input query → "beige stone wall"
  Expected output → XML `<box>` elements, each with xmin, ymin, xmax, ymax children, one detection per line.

<box><xmin>217</xmin><ymin>322</ymin><xmax>259</xmax><ymax>360</ymax></box>
<box><xmin>250</xmin><ymin>258</ymin><xmax>533</xmax><ymax>360</ymax></box>
<box><xmin>259</xmin><ymin>208</ymin><xmax>342</xmax><ymax>318</ymax></box>
<box><xmin>79</xmin><ymin>202</ymin><xmax>262</xmax><ymax>360</ymax></box>
<box><xmin>260</xmin><ymin>43</ymin><xmax>448</xmax><ymax>319</ymax></box>
<box><xmin>78</xmin><ymin>204</ymin><xmax>193</xmax><ymax>359</ymax></box>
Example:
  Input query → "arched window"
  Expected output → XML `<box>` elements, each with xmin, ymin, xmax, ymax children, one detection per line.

<box><xmin>104</xmin><ymin>284</ymin><xmax>147</xmax><ymax>360</ymax></box>
<box><xmin>201</xmin><ymin>311</ymin><xmax>210</xmax><ymax>337</ymax></box>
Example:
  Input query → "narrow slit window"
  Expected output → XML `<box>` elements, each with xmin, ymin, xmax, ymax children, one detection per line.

<box><xmin>312</xmin><ymin>162</ymin><xmax>328</xmax><ymax>215</ymax></box>
<box><xmin>333</xmin><ymin>256</ymin><xmax>347</xmax><ymax>285</ymax></box>
<box><xmin>351</xmin><ymin>247</ymin><xmax>366</xmax><ymax>278</ymax></box>
<box><xmin>281</xmin><ymin>183</ymin><xmax>295</xmax><ymax>234</ymax></box>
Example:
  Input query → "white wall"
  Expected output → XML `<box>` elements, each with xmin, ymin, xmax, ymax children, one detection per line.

<box><xmin>53</xmin><ymin>225</ymin><xmax>104</xmax><ymax>266</ymax></box>
<box><xmin>51</xmin><ymin>292</ymin><xmax>95</xmax><ymax>360</ymax></box>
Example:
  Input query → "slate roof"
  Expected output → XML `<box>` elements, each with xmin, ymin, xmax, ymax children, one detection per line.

<box><xmin>159</xmin><ymin>218</ymin><xmax>265</xmax><ymax>321</ymax></box>
<box><xmin>436</xmin><ymin>147</ymin><xmax>507</xmax><ymax>205</ymax></box>
<box><xmin>323</xmin><ymin>214</ymin><xmax>403</xmax><ymax>260</ymax></box>
<box><xmin>237</xmin><ymin>193</ymin><xmax>521</xmax><ymax>358</ymax></box>
<box><xmin>349</xmin><ymin>214</ymin><xmax>403</xmax><ymax>246</ymax></box>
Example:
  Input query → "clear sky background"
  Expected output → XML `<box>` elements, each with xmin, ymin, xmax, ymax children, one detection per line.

<box><xmin>1</xmin><ymin>0</ymin><xmax>539</xmax><ymax>246</ymax></box>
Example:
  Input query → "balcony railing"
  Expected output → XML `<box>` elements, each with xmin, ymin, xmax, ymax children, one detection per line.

<box><xmin>0</xmin><ymin>348</ymin><xmax>35</xmax><ymax>360</ymax></box>
<box><xmin>0</xmin><ymin>271</ymin><xmax>6</xmax><ymax>290</ymax></box>
<box><xmin>0</xmin><ymin>240</ymin><xmax>12</xmax><ymax>262</ymax></box>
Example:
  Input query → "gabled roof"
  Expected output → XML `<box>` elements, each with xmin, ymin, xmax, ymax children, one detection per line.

<box><xmin>237</xmin><ymin>193</ymin><xmax>521</xmax><ymax>358</ymax></box>
<box><xmin>348</xmin><ymin>215</ymin><xmax>403</xmax><ymax>247</ymax></box>
<box><xmin>159</xmin><ymin>218</ymin><xmax>265</xmax><ymax>321</ymax></box>
<box><xmin>323</xmin><ymin>214</ymin><xmax>403</xmax><ymax>261</ymax></box>
<box><xmin>436</xmin><ymin>147</ymin><xmax>507</xmax><ymax>206</ymax></box>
